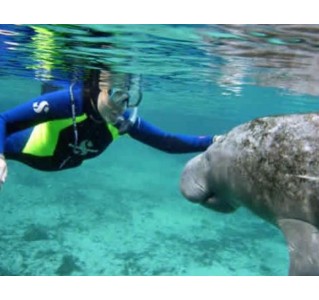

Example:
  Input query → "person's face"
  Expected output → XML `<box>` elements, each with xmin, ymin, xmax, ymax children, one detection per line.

<box><xmin>97</xmin><ymin>90</ymin><xmax>127</xmax><ymax>124</ymax></box>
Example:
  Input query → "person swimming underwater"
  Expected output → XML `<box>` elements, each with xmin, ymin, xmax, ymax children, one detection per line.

<box><xmin>0</xmin><ymin>70</ymin><xmax>213</xmax><ymax>187</ymax></box>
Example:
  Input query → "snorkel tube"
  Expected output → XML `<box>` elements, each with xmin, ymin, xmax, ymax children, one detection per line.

<box><xmin>126</xmin><ymin>74</ymin><xmax>143</xmax><ymax>108</ymax></box>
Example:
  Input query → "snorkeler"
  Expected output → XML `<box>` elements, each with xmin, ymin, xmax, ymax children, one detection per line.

<box><xmin>0</xmin><ymin>70</ymin><xmax>213</xmax><ymax>187</ymax></box>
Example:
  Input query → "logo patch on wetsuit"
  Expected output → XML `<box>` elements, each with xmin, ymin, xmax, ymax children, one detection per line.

<box><xmin>33</xmin><ymin>101</ymin><xmax>49</xmax><ymax>113</ymax></box>
<box><xmin>69</xmin><ymin>140</ymin><xmax>99</xmax><ymax>156</ymax></box>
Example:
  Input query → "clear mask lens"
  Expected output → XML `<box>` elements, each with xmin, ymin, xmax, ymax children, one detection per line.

<box><xmin>109</xmin><ymin>74</ymin><xmax>143</xmax><ymax>108</ymax></box>
<box><xmin>108</xmin><ymin>88</ymin><xmax>129</xmax><ymax>108</ymax></box>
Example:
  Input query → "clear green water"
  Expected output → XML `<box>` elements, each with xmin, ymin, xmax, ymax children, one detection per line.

<box><xmin>1</xmin><ymin>24</ymin><xmax>319</xmax><ymax>275</ymax></box>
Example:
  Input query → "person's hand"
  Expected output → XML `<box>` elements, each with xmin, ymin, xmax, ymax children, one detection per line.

<box><xmin>0</xmin><ymin>154</ymin><xmax>7</xmax><ymax>189</ymax></box>
<box><xmin>213</xmin><ymin>135</ymin><xmax>222</xmax><ymax>143</ymax></box>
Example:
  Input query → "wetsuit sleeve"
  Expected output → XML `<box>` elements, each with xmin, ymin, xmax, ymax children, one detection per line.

<box><xmin>0</xmin><ymin>87</ymin><xmax>83</xmax><ymax>154</ymax></box>
<box><xmin>128</xmin><ymin>116</ymin><xmax>213</xmax><ymax>153</ymax></box>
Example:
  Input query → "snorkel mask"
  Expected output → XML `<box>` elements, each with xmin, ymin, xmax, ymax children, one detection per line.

<box><xmin>108</xmin><ymin>74</ymin><xmax>143</xmax><ymax>134</ymax></box>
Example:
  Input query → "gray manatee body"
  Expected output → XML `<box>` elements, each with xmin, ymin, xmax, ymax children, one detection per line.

<box><xmin>180</xmin><ymin>113</ymin><xmax>319</xmax><ymax>275</ymax></box>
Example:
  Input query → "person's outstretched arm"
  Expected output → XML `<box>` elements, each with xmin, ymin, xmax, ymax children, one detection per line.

<box><xmin>127</xmin><ymin>116</ymin><xmax>213</xmax><ymax>153</ymax></box>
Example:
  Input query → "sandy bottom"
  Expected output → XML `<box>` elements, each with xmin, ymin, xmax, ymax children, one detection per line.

<box><xmin>0</xmin><ymin>139</ymin><xmax>288</xmax><ymax>276</ymax></box>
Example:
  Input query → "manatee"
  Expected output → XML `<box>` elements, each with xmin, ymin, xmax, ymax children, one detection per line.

<box><xmin>180</xmin><ymin>113</ymin><xmax>319</xmax><ymax>275</ymax></box>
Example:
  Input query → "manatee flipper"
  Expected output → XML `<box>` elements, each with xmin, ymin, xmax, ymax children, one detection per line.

<box><xmin>278</xmin><ymin>219</ymin><xmax>319</xmax><ymax>275</ymax></box>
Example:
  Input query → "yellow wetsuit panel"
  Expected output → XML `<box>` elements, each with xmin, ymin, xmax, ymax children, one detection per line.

<box><xmin>22</xmin><ymin>115</ymin><xmax>121</xmax><ymax>157</ymax></box>
<box><xmin>22</xmin><ymin>115</ymin><xmax>87</xmax><ymax>156</ymax></box>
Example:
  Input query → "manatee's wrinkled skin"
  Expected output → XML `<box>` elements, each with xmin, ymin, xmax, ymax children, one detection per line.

<box><xmin>180</xmin><ymin>113</ymin><xmax>319</xmax><ymax>275</ymax></box>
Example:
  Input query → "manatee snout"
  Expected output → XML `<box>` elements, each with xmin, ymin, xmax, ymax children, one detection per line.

<box><xmin>180</xmin><ymin>152</ymin><xmax>236</xmax><ymax>213</ymax></box>
<box><xmin>180</xmin><ymin>154</ymin><xmax>211</xmax><ymax>203</ymax></box>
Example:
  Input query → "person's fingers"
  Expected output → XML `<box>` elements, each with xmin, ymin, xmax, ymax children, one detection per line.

<box><xmin>0</xmin><ymin>165</ymin><xmax>7</xmax><ymax>184</ymax></box>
